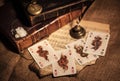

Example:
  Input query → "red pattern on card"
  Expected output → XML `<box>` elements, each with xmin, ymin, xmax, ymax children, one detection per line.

<box><xmin>54</xmin><ymin>54</ymin><xmax>58</xmax><ymax>60</ymax></box>
<box><xmin>68</xmin><ymin>45</ymin><xmax>70</xmax><ymax>48</ymax></box>
<box><xmin>30</xmin><ymin>48</ymin><xmax>33</xmax><ymax>53</ymax></box>
<box><xmin>69</xmin><ymin>50</ymin><xmax>72</xmax><ymax>55</ymax></box>
<box><xmin>36</xmin><ymin>46</ymin><xmax>49</xmax><ymax>61</ymax></box>
<box><xmin>39</xmin><ymin>62</ymin><xmax>43</xmax><ymax>67</ymax></box>
<box><xmin>71</xmin><ymin>67</ymin><xmax>74</xmax><ymax>73</ymax></box>
<box><xmin>44</xmin><ymin>41</ymin><xmax>48</xmax><ymax>46</ymax></box>
<box><xmin>54</xmin><ymin>69</ymin><xmax>57</xmax><ymax>76</ymax></box>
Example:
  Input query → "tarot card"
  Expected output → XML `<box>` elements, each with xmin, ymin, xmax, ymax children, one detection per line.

<box><xmin>66</xmin><ymin>39</ymin><xmax>99</xmax><ymax>65</ymax></box>
<box><xmin>83</xmin><ymin>31</ymin><xmax>110</xmax><ymax>56</ymax></box>
<box><xmin>28</xmin><ymin>40</ymin><xmax>58</xmax><ymax>68</ymax></box>
<box><xmin>52</xmin><ymin>49</ymin><xmax>76</xmax><ymax>77</ymax></box>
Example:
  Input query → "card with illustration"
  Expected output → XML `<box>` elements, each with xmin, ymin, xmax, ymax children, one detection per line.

<box><xmin>28</xmin><ymin>40</ymin><xmax>58</xmax><ymax>68</ymax></box>
<box><xmin>83</xmin><ymin>31</ymin><xmax>110</xmax><ymax>56</ymax></box>
<box><xmin>66</xmin><ymin>39</ymin><xmax>99</xmax><ymax>65</ymax></box>
<box><xmin>52</xmin><ymin>49</ymin><xmax>76</xmax><ymax>77</ymax></box>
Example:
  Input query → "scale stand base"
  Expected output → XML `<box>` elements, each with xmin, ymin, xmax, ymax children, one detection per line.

<box><xmin>70</xmin><ymin>25</ymin><xmax>86</xmax><ymax>39</ymax></box>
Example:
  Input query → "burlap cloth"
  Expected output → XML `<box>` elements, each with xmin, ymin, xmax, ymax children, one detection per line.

<box><xmin>22</xmin><ymin>19</ymin><xmax>110</xmax><ymax>78</ymax></box>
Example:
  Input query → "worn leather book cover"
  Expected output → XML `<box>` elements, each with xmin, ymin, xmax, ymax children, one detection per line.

<box><xmin>0</xmin><ymin>2</ymin><xmax>80</xmax><ymax>52</ymax></box>
<box><xmin>18</xmin><ymin>0</ymin><xmax>94</xmax><ymax>26</ymax></box>
<box><xmin>0</xmin><ymin>0</ymin><xmax>93</xmax><ymax>52</ymax></box>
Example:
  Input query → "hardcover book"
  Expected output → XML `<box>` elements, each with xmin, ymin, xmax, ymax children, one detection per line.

<box><xmin>18</xmin><ymin>0</ymin><xmax>94</xmax><ymax>26</ymax></box>
<box><xmin>0</xmin><ymin>1</ymin><xmax>94</xmax><ymax>53</ymax></box>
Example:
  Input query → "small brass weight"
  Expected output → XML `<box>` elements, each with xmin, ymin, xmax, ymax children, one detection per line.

<box><xmin>70</xmin><ymin>17</ymin><xmax>86</xmax><ymax>39</ymax></box>
<box><xmin>27</xmin><ymin>0</ymin><xmax>42</xmax><ymax>16</ymax></box>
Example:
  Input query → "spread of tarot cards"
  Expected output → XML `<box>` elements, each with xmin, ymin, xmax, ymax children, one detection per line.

<box><xmin>28</xmin><ymin>30</ymin><xmax>110</xmax><ymax>77</ymax></box>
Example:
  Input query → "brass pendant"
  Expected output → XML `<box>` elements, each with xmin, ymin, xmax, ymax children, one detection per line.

<box><xmin>27</xmin><ymin>1</ymin><xmax>42</xmax><ymax>16</ymax></box>
<box><xmin>70</xmin><ymin>25</ymin><xmax>86</xmax><ymax>39</ymax></box>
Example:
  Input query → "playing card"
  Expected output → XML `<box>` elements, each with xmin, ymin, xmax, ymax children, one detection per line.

<box><xmin>28</xmin><ymin>40</ymin><xmax>58</xmax><ymax>68</ymax></box>
<box><xmin>66</xmin><ymin>39</ymin><xmax>99</xmax><ymax>65</ymax></box>
<box><xmin>52</xmin><ymin>49</ymin><xmax>76</xmax><ymax>77</ymax></box>
<box><xmin>83</xmin><ymin>31</ymin><xmax>110</xmax><ymax>56</ymax></box>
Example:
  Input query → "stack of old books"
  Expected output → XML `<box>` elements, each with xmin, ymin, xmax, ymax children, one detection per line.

<box><xmin>0</xmin><ymin>0</ymin><xmax>94</xmax><ymax>53</ymax></box>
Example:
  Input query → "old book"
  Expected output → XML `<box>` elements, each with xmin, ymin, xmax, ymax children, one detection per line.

<box><xmin>0</xmin><ymin>1</ymin><xmax>93</xmax><ymax>53</ymax></box>
<box><xmin>16</xmin><ymin>10</ymin><xmax>83</xmax><ymax>52</ymax></box>
<box><xmin>17</xmin><ymin>0</ymin><xmax>94</xmax><ymax>26</ymax></box>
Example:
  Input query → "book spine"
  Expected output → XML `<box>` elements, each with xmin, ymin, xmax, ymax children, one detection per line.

<box><xmin>16</xmin><ymin>9</ymin><xmax>82</xmax><ymax>52</ymax></box>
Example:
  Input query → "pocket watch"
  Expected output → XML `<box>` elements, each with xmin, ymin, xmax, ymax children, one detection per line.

<box><xmin>27</xmin><ymin>1</ymin><xmax>42</xmax><ymax>16</ymax></box>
